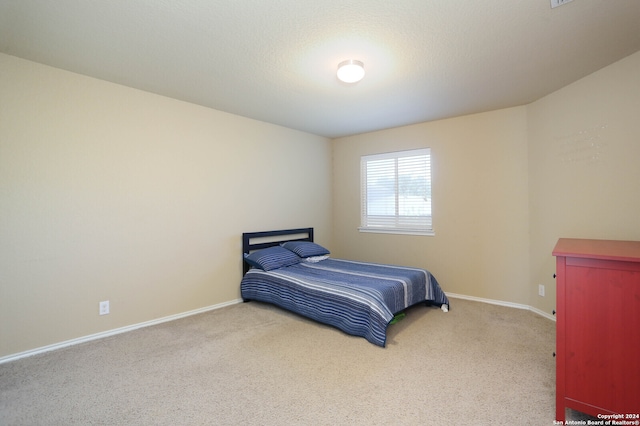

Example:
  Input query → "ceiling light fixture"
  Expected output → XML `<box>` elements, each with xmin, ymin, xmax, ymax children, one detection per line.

<box><xmin>337</xmin><ymin>59</ymin><xmax>365</xmax><ymax>83</ymax></box>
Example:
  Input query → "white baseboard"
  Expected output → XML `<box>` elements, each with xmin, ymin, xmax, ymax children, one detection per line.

<box><xmin>1</xmin><ymin>294</ymin><xmax>555</xmax><ymax>364</ymax></box>
<box><xmin>0</xmin><ymin>299</ymin><xmax>243</xmax><ymax>365</ymax></box>
<box><xmin>447</xmin><ymin>293</ymin><xmax>556</xmax><ymax>322</ymax></box>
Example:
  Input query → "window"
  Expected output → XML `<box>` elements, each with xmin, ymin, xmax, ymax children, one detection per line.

<box><xmin>359</xmin><ymin>148</ymin><xmax>433</xmax><ymax>235</ymax></box>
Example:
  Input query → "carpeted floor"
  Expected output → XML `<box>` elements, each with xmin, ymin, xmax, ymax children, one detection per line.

<box><xmin>0</xmin><ymin>298</ymin><xmax>557</xmax><ymax>425</ymax></box>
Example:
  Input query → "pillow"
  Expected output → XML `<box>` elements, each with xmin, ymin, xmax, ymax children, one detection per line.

<box><xmin>281</xmin><ymin>241</ymin><xmax>330</xmax><ymax>258</ymax></box>
<box><xmin>303</xmin><ymin>255</ymin><xmax>330</xmax><ymax>263</ymax></box>
<box><xmin>244</xmin><ymin>246</ymin><xmax>301</xmax><ymax>271</ymax></box>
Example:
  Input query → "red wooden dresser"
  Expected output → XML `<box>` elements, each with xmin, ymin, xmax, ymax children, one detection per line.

<box><xmin>553</xmin><ymin>238</ymin><xmax>640</xmax><ymax>422</ymax></box>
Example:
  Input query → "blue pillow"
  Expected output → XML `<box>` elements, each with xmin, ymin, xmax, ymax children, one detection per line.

<box><xmin>244</xmin><ymin>246</ymin><xmax>301</xmax><ymax>271</ymax></box>
<box><xmin>281</xmin><ymin>241</ymin><xmax>330</xmax><ymax>258</ymax></box>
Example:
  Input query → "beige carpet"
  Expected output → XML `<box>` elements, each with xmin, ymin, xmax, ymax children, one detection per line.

<box><xmin>0</xmin><ymin>298</ymin><xmax>557</xmax><ymax>425</ymax></box>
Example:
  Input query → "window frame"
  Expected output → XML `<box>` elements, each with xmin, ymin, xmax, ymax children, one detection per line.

<box><xmin>359</xmin><ymin>148</ymin><xmax>434</xmax><ymax>236</ymax></box>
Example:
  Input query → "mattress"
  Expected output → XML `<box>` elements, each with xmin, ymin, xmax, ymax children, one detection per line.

<box><xmin>240</xmin><ymin>258</ymin><xmax>449</xmax><ymax>347</ymax></box>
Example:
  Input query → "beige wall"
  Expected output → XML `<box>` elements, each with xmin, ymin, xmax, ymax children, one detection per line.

<box><xmin>333</xmin><ymin>50</ymin><xmax>640</xmax><ymax>317</ymax></box>
<box><xmin>528</xmin><ymin>50</ymin><xmax>640</xmax><ymax>316</ymax></box>
<box><xmin>332</xmin><ymin>107</ymin><xmax>531</xmax><ymax>306</ymax></box>
<box><xmin>0</xmin><ymin>53</ymin><xmax>332</xmax><ymax>358</ymax></box>
<box><xmin>3</xmin><ymin>48</ymin><xmax>639</xmax><ymax>359</ymax></box>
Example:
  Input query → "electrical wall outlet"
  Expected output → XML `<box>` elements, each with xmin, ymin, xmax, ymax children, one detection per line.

<box><xmin>99</xmin><ymin>300</ymin><xmax>110</xmax><ymax>315</ymax></box>
<box><xmin>550</xmin><ymin>0</ymin><xmax>574</xmax><ymax>8</ymax></box>
<box><xmin>538</xmin><ymin>285</ymin><xmax>545</xmax><ymax>297</ymax></box>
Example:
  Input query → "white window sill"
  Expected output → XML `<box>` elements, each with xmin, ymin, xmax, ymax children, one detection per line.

<box><xmin>358</xmin><ymin>227</ymin><xmax>435</xmax><ymax>236</ymax></box>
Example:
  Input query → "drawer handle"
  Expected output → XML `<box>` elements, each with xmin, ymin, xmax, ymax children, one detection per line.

<box><xmin>552</xmin><ymin>310</ymin><xmax>556</xmax><ymax>315</ymax></box>
<box><xmin>553</xmin><ymin>352</ymin><xmax>556</xmax><ymax>357</ymax></box>
<box><xmin>553</xmin><ymin>273</ymin><xmax>556</xmax><ymax>278</ymax></box>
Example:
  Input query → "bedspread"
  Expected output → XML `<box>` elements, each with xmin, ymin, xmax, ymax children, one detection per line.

<box><xmin>240</xmin><ymin>258</ymin><xmax>449</xmax><ymax>347</ymax></box>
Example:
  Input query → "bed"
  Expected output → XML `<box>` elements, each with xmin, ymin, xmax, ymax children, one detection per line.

<box><xmin>240</xmin><ymin>228</ymin><xmax>449</xmax><ymax>347</ymax></box>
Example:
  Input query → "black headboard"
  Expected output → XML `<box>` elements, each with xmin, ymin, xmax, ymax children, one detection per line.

<box><xmin>242</xmin><ymin>227</ymin><xmax>314</xmax><ymax>275</ymax></box>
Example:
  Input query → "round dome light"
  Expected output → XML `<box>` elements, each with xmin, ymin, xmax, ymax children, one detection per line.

<box><xmin>337</xmin><ymin>59</ymin><xmax>365</xmax><ymax>83</ymax></box>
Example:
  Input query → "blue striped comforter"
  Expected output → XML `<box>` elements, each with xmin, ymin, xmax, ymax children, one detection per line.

<box><xmin>240</xmin><ymin>258</ymin><xmax>449</xmax><ymax>347</ymax></box>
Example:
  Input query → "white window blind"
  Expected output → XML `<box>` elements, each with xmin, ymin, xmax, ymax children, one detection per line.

<box><xmin>360</xmin><ymin>148</ymin><xmax>433</xmax><ymax>235</ymax></box>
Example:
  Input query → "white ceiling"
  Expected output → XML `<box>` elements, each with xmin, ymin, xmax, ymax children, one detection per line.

<box><xmin>1</xmin><ymin>0</ymin><xmax>639</xmax><ymax>138</ymax></box>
